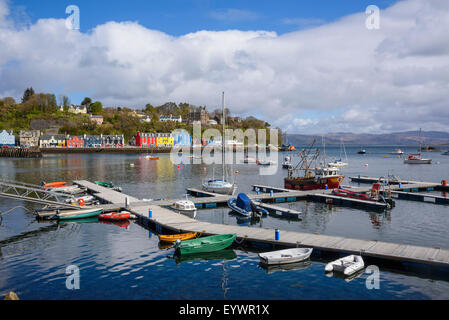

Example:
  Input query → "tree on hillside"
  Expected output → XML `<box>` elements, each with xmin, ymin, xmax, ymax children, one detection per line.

<box><xmin>81</xmin><ymin>97</ymin><xmax>92</xmax><ymax>106</ymax></box>
<box><xmin>90</xmin><ymin>101</ymin><xmax>103</xmax><ymax>114</ymax></box>
<box><xmin>145</xmin><ymin>103</ymin><xmax>155</xmax><ymax>114</ymax></box>
<box><xmin>0</xmin><ymin>97</ymin><xmax>16</xmax><ymax>107</ymax></box>
<box><xmin>22</xmin><ymin>87</ymin><xmax>35</xmax><ymax>103</ymax></box>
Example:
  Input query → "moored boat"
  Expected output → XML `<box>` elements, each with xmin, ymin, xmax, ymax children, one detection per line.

<box><xmin>325</xmin><ymin>255</ymin><xmax>364</xmax><ymax>276</ymax></box>
<box><xmin>170</xmin><ymin>199</ymin><xmax>197</xmax><ymax>218</ymax></box>
<box><xmin>94</xmin><ymin>181</ymin><xmax>122</xmax><ymax>192</ymax></box>
<box><xmin>285</xmin><ymin>166</ymin><xmax>344</xmax><ymax>191</ymax></box>
<box><xmin>404</xmin><ymin>153</ymin><xmax>432</xmax><ymax>164</ymax></box>
<box><xmin>227</xmin><ymin>193</ymin><xmax>268</xmax><ymax>218</ymax></box>
<box><xmin>57</xmin><ymin>208</ymin><xmax>103</xmax><ymax>220</ymax></box>
<box><xmin>99</xmin><ymin>211</ymin><xmax>131</xmax><ymax>221</ymax></box>
<box><xmin>332</xmin><ymin>183</ymin><xmax>395</xmax><ymax>208</ymax></box>
<box><xmin>282</xmin><ymin>156</ymin><xmax>292</xmax><ymax>169</ymax></box>
<box><xmin>357</xmin><ymin>149</ymin><xmax>366</xmax><ymax>154</ymax></box>
<box><xmin>284</xmin><ymin>141</ymin><xmax>344</xmax><ymax>191</ymax></box>
<box><xmin>159</xmin><ymin>232</ymin><xmax>198</xmax><ymax>243</ymax></box>
<box><xmin>258</xmin><ymin>248</ymin><xmax>313</xmax><ymax>265</ymax></box>
<box><xmin>202</xmin><ymin>179</ymin><xmax>236</xmax><ymax>195</ymax></box>
<box><xmin>174</xmin><ymin>233</ymin><xmax>237</xmax><ymax>255</ymax></box>
<box><xmin>442</xmin><ymin>150</ymin><xmax>449</xmax><ymax>156</ymax></box>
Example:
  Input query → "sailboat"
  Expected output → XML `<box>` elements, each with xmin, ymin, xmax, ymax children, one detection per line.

<box><xmin>202</xmin><ymin>92</ymin><xmax>236</xmax><ymax>195</ymax></box>
<box><xmin>404</xmin><ymin>129</ymin><xmax>432</xmax><ymax>164</ymax></box>
<box><xmin>328</xmin><ymin>138</ymin><xmax>348</xmax><ymax>168</ymax></box>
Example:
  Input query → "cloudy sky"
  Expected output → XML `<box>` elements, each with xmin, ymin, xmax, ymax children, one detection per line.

<box><xmin>1</xmin><ymin>0</ymin><xmax>448</xmax><ymax>134</ymax></box>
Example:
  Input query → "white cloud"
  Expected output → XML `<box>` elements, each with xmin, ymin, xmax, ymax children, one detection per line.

<box><xmin>0</xmin><ymin>0</ymin><xmax>449</xmax><ymax>133</ymax></box>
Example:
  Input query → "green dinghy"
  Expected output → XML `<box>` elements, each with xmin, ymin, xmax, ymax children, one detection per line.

<box><xmin>95</xmin><ymin>181</ymin><xmax>113</xmax><ymax>188</ymax></box>
<box><xmin>174</xmin><ymin>233</ymin><xmax>237</xmax><ymax>255</ymax></box>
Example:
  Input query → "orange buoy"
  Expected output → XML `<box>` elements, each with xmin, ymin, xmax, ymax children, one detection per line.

<box><xmin>78</xmin><ymin>198</ymin><xmax>85</xmax><ymax>206</ymax></box>
<box><xmin>442</xmin><ymin>180</ymin><xmax>447</xmax><ymax>187</ymax></box>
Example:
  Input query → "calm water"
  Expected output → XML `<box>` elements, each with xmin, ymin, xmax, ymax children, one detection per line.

<box><xmin>1</xmin><ymin>146</ymin><xmax>449</xmax><ymax>299</ymax></box>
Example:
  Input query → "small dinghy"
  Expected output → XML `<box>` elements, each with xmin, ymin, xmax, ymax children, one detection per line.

<box><xmin>159</xmin><ymin>232</ymin><xmax>198</xmax><ymax>243</ymax></box>
<box><xmin>258</xmin><ymin>248</ymin><xmax>313</xmax><ymax>265</ymax></box>
<box><xmin>325</xmin><ymin>255</ymin><xmax>364</xmax><ymax>276</ymax></box>
<box><xmin>57</xmin><ymin>208</ymin><xmax>104</xmax><ymax>220</ymax></box>
<box><xmin>99</xmin><ymin>211</ymin><xmax>131</xmax><ymax>221</ymax></box>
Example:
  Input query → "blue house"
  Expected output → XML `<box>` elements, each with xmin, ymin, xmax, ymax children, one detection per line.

<box><xmin>84</xmin><ymin>135</ymin><xmax>102</xmax><ymax>148</ymax></box>
<box><xmin>0</xmin><ymin>130</ymin><xmax>15</xmax><ymax>147</ymax></box>
<box><xmin>172</xmin><ymin>129</ymin><xmax>192</xmax><ymax>146</ymax></box>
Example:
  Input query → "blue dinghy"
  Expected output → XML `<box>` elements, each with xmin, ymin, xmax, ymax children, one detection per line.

<box><xmin>227</xmin><ymin>193</ymin><xmax>268</xmax><ymax>218</ymax></box>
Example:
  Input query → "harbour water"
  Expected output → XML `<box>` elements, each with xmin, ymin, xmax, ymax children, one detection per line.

<box><xmin>1</xmin><ymin>146</ymin><xmax>449</xmax><ymax>299</ymax></box>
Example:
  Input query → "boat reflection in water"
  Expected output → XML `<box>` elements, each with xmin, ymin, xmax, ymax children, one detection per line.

<box><xmin>57</xmin><ymin>217</ymin><xmax>99</xmax><ymax>225</ymax></box>
<box><xmin>170</xmin><ymin>248</ymin><xmax>237</xmax><ymax>265</ymax></box>
<box><xmin>258</xmin><ymin>260</ymin><xmax>312</xmax><ymax>274</ymax></box>
<box><xmin>325</xmin><ymin>269</ymin><xmax>365</xmax><ymax>283</ymax></box>
<box><xmin>99</xmin><ymin>219</ymin><xmax>130</xmax><ymax>229</ymax></box>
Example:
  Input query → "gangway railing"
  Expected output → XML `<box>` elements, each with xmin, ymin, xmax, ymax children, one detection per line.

<box><xmin>0</xmin><ymin>180</ymin><xmax>81</xmax><ymax>209</ymax></box>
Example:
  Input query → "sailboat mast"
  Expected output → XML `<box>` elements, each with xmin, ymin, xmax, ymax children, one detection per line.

<box><xmin>222</xmin><ymin>91</ymin><xmax>225</xmax><ymax>182</ymax></box>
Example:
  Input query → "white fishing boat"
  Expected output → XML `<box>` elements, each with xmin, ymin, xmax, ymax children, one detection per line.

<box><xmin>404</xmin><ymin>129</ymin><xmax>432</xmax><ymax>164</ymax></box>
<box><xmin>170</xmin><ymin>199</ymin><xmax>197</xmax><ymax>219</ymax></box>
<box><xmin>258</xmin><ymin>248</ymin><xmax>313</xmax><ymax>265</ymax></box>
<box><xmin>282</xmin><ymin>156</ymin><xmax>292</xmax><ymax>169</ymax></box>
<box><xmin>202</xmin><ymin>92</ymin><xmax>236</xmax><ymax>195</ymax></box>
<box><xmin>404</xmin><ymin>153</ymin><xmax>432</xmax><ymax>164</ymax></box>
<box><xmin>325</xmin><ymin>255</ymin><xmax>364</xmax><ymax>276</ymax></box>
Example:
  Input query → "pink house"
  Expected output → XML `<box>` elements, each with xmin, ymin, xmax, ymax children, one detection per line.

<box><xmin>90</xmin><ymin>115</ymin><xmax>104</xmax><ymax>125</ymax></box>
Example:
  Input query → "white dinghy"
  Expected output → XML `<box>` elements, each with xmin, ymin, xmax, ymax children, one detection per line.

<box><xmin>258</xmin><ymin>248</ymin><xmax>313</xmax><ymax>265</ymax></box>
<box><xmin>325</xmin><ymin>255</ymin><xmax>364</xmax><ymax>276</ymax></box>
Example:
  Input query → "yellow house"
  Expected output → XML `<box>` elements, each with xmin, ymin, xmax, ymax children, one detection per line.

<box><xmin>156</xmin><ymin>133</ymin><xmax>174</xmax><ymax>147</ymax></box>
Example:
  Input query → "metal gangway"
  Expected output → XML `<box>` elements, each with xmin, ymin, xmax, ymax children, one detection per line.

<box><xmin>0</xmin><ymin>179</ymin><xmax>82</xmax><ymax>209</ymax></box>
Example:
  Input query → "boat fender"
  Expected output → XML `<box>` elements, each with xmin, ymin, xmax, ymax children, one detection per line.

<box><xmin>78</xmin><ymin>198</ymin><xmax>85</xmax><ymax>207</ymax></box>
<box><xmin>442</xmin><ymin>180</ymin><xmax>447</xmax><ymax>187</ymax></box>
<box><xmin>386</xmin><ymin>189</ymin><xmax>391</xmax><ymax>197</ymax></box>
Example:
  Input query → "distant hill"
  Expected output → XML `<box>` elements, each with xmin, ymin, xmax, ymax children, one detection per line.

<box><xmin>285</xmin><ymin>131</ymin><xmax>449</xmax><ymax>147</ymax></box>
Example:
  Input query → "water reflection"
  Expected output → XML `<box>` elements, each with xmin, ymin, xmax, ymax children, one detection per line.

<box><xmin>258</xmin><ymin>260</ymin><xmax>312</xmax><ymax>274</ymax></box>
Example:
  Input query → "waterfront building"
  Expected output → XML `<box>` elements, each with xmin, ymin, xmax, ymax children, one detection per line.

<box><xmin>102</xmin><ymin>135</ymin><xmax>124</xmax><ymax>148</ymax></box>
<box><xmin>0</xmin><ymin>130</ymin><xmax>15</xmax><ymax>147</ymax></box>
<box><xmin>172</xmin><ymin>129</ymin><xmax>192</xmax><ymax>146</ymax></box>
<box><xmin>39</xmin><ymin>134</ymin><xmax>66</xmax><ymax>147</ymax></box>
<box><xmin>66</xmin><ymin>135</ymin><xmax>85</xmax><ymax>148</ymax></box>
<box><xmin>84</xmin><ymin>135</ymin><xmax>102</xmax><ymax>148</ymax></box>
<box><xmin>90</xmin><ymin>115</ymin><xmax>104</xmax><ymax>125</ymax></box>
<box><xmin>135</xmin><ymin>132</ymin><xmax>157</xmax><ymax>147</ymax></box>
<box><xmin>19</xmin><ymin>130</ymin><xmax>40</xmax><ymax>147</ymax></box>
<box><xmin>156</xmin><ymin>133</ymin><xmax>174</xmax><ymax>147</ymax></box>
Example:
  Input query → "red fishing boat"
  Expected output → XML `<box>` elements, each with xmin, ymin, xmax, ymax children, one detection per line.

<box><xmin>284</xmin><ymin>140</ymin><xmax>344</xmax><ymax>191</ymax></box>
<box><xmin>99</xmin><ymin>211</ymin><xmax>131</xmax><ymax>221</ymax></box>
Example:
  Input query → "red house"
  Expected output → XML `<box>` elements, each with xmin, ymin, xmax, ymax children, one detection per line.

<box><xmin>66</xmin><ymin>135</ymin><xmax>84</xmax><ymax>148</ymax></box>
<box><xmin>136</xmin><ymin>132</ymin><xmax>157</xmax><ymax>147</ymax></box>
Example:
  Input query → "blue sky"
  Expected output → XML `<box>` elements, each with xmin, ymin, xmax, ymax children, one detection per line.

<box><xmin>10</xmin><ymin>0</ymin><xmax>396</xmax><ymax>35</ymax></box>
